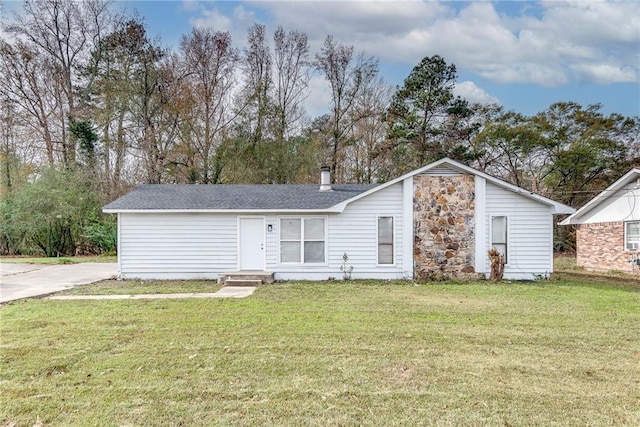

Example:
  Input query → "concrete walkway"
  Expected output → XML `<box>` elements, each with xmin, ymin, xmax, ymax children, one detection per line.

<box><xmin>1</xmin><ymin>263</ymin><xmax>117</xmax><ymax>303</ymax></box>
<box><xmin>49</xmin><ymin>286</ymin><xmax>256</xmax><ymax>300</ymax></box>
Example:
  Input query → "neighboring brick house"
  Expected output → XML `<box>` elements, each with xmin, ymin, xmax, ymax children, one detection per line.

<box><xmin>104</xmin><ymin>158</ymin><xmax>574</xmax><ymax>281</ymax></box>
<box><xmin>560</xmin><ymin>168</ymin><xmax>640</xmax><ymax>273</ymax></box>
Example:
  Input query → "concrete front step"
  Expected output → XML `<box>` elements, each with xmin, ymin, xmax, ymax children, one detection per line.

<box><xmin>224</xmin><ymin>279</ymin><xmax>262</xmax><ymax>287</ymax></box>
<box><xmin>219</xmin><ymin>271</ymin><xmax>274</xmax><ymax>286</ymax></box>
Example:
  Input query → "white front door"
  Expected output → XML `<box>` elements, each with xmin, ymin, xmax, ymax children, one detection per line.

<box><xmin>239</xmin><ymin>217</ymin><xmax>265</xmax><ymax>271</ymax></box>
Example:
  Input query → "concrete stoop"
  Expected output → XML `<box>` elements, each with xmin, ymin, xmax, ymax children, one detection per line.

<box><xmin>219</xmin><ymin>272</ymin><xmax>274</xmax><ymax>286</ymax></box>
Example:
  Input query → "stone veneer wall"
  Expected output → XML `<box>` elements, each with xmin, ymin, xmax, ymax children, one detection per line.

<box><xmin>577</xmin><ymin>222</ymin><xmax>639</xmax><ymax>272</ymax></box>
<box><xmin>414</xmin><ymin>174</ymin><xmax>476</xmax><ymax>280</ymax></box>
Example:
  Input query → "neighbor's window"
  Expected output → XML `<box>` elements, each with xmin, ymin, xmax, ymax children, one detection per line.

<box><xmin>491</xmin><ymin>216</ymin><xmax>508</xmax><ymax>261</ymax></box>
<box><xmin>378</xmin><ymin>217</ymin><xmax>394</xmax><ymax>264</ymax></box>
<box><xmin>626</xmin><ymin>221</ymin><xmax>640</xmax><ymax>251</ymax></box>
<box><xmin>280</xmin><ymin>218</ymin><xmax>325</xmax><ymax>263</ymax></box>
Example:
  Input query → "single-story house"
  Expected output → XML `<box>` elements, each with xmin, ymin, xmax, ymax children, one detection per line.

<box><xmin>103</xmin><ymin>158</ymin><xmax>574</xmax><ymax>281</ymax></box>
<box><xmin>559</xmin><ymin>168</ymin><xmax>640</xmax><ymax>272</ymax></box>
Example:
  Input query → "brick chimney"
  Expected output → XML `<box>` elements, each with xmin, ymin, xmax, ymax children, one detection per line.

<box><xmin>320</xmin><ymin>166</ymin><xmax>332</xmax><ymax>192</ymax></box>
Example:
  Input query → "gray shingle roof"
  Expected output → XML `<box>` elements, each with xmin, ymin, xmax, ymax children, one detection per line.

<box><xmin>103</xmin><ymin>184</ymin><xmax>378</xmax><ymax>211</ymax></box>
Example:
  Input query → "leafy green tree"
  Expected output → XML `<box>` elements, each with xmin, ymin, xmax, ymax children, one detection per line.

<box><xmin>10</xmin><ymin>168</ymin><xmax>104</xmax><ymax>256</ymax></box>
<box><xmin>473</xmin><ymin>106</ymin><xmax>548</xmax><ymax>190</ymax></box>
<box><xmin>533</xmin><ymin>102</ymin><xmax>638</xmax><ymax>207</ymax></box>
<box><xmin>386</xmin><ymin>55</ymin><xmax>480</xmax><ymax>172</ymax></box>
<box><xmin>85</xmin><ymin>18</ymin><xmax>151</xmax><ymax>196</ymax></box>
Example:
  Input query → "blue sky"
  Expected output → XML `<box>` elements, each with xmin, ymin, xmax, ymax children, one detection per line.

<box><xmin>4</xmin><ymin>0</ymin><xmax>639</xmax><ymax>118</ymax></box>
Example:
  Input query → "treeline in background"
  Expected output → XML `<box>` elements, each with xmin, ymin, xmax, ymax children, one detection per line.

<box><xmin>1</xmin><ymin>0</ymin><xmax>638</xmax><ymax>257</ymax></box>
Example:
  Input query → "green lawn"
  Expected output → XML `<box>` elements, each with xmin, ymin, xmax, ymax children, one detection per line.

<box><xmin>1</xmin><ymin>279</ymin><xmax>639</xmax><ymax>426</ymax></box>
<box><xmin>0</xmin><ymin>255</ymin><xmax>116</xmax><ymax>264</ymax></box>
<box><xmin>55</xmin><ymin>279</ymin><xmax>222</xmax><ymax>295</ymax></box>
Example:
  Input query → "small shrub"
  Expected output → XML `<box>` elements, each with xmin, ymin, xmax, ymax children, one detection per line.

<box><xmin>488</xmin><ymin>249</ymin><xmax>505</xmax><ymax>281</ymax></box>
<box><xmin>340</xmin><ymin>253</ymin><xmax>353</xmax><ymax>280</ymax></box>
<box><xmin>82</xmin><ymin>218</ymin><xmax>117</xmax><ymax>255</ymax></box>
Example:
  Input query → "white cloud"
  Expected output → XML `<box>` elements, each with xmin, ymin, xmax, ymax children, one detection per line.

<box><xmin>232</xmin><ymin>5</ymin><xmax>256</xmax><ymax>23</ymax></box>
<box><xmin>186</xmin><ymin>0</ymin><xmax>640</xmax><ymax>88</ymax></box>
<box><xmin>570</xmin><ymin>63</ymin><xmax>637</xmax><ymax>84</ymax></box>
<box><xmin>189</xmin><ymin>6</ymin><xmax>233</xmax><ymax>31</ymax></box>
<box><xmin>181</xmin><ymin>0</ymin><xmax>199</xmax><ymax>13</ymax></box>
<box><xmin>304</xmin><ymin>74</ymin><xmax>333</xmax><ymax>119</ymax></box>
<box><xmin>454</xmin><ymin>81</ymin><xmax>501</xmax><ymax>106</ymax></box>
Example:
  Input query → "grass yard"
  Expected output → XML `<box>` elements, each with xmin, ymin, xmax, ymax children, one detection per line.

<box><xmin>1</xmin><ymin>279</ymin><xmax>639</xmax><ymax>426</ymax></box>
<box><xmin>54</xmin><ymin>279</ymin><xmax>222</xmax><ymax>296</ymax></box>
<box><xmin>0</xmin><ymin>256</ymin><xmax>117</xmax><ymax>264</ymax></box>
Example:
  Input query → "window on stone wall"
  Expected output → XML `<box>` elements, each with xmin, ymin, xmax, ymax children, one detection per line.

<box><xmin>626</xmin><ymin>221</ymin><xmax>640</xmax><ymax>251</ymax></box>
<box><xmin>378</xmin><ymin>217</ymin><xmax>394</xmax><ymax>265</ymax></box>
<box><xmin>491</xmin><ymin>216</ymin><xmax>508</xmax><ymax>261</ymax></box>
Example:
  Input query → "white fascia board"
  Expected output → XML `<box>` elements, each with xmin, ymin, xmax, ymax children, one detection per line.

<box><xmin>102</xmin><ymin>207</ymin><xmax>345</xmax><ymax>214</ymax></box>
<box><xmin>559</xmin><ymin>168</ymin><xmax>640</xmax><ymax>225</ymax></box>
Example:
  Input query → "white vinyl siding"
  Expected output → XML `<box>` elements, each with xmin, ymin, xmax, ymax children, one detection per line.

<box><xmin>119</xmin><ymin>213</ymin><xmax>236</xmax><ymax>279</ymax></box>
<box><xmin>485</xmin><ymin>182</ymin><xmax>553</xmax><ymax>279</ymax></box>
<box><xmin>626</xmin><ymin>221</ymin><xmax>640</xmax><ymax>251</ymax></box>
<box><xmin>265</xmin><ymin>183</ymin><xmax>405</xmax><ymax>280</ymax></box>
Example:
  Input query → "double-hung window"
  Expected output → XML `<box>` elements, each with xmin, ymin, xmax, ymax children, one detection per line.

<box><xmin>280</xmin><ymin>218</ymin><xmax>325</xmax><ymax>263</ymax></box>
<box><xmin>626</xmin><ymin>221</ymin><xmax>640</xmax><ymax>251</ymax></box>
<box><xmin>378</xmin><ymin>217</ymin><xmax>394</xmax><ymax>264</ymax></box>
<box><xmin>491</xmin><ymin>216</ymin><xmax>508</xmax><ymax>261</ymax></box>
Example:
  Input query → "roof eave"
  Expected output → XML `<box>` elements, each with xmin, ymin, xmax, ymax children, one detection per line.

<box><xmin>102</xmin><ymin>207</ymin><xmax>346</xmax><ymax>214</ymax></box>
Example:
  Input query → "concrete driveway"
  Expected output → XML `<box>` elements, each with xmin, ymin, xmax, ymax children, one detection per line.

<box><xmin>0</xmin><ymin>263</ymin><xmax>117</xmax><ymax>303</ymax></box>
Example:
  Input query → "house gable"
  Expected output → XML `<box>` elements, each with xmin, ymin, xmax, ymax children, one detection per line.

<box><xmin>559</xmin><ymin>168</ymin><xmax>640</xmax><ymax>273</ymax></box>
<box><xmin>559</xmin><ymin>168</ymin><xmax>640</xmax><ymax>225</ymax></box>
<box><xmin>335</xmin><ymin>158</ymin><xmax>574</xmax><ymax>215</ymax></box>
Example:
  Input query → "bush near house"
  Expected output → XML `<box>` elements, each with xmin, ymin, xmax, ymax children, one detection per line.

<box><xmin>1</xmin><ymin>168</ymin><xmax>115</xmax><ymax>256</ymax></box>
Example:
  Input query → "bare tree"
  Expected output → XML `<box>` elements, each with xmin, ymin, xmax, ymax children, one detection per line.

<box><xmin>272</xmin><ymin>25</ymin><xmax>310</xmax><ymax>142</ymax></box>
<box><xmin>6</xmin><ymin>0</ymin><xmax>113</xmax><ymax>167</ymax></box>
<box><xmin>179</xmin><ymin>28</ymin><xmax>240</xmax><ymax>184</ymax></box>
<box><xmin>242</xmin><ymin>23</ymin><xmax>272</xmax><ymax>148</ymax></box>
<box><xmin>132</xmin><ymin>51</ymin><xmax>183</xmax><ymax>184</ymax></box>
<box><xmin>313</xmin><ymin>36</ymin><xmax>378</xmax><ymax>182</ymax></box>
<box><xmin>343</xmin><ymin>75</ymin><xmax>393</xmax><ymax>183</ymax></box>
<box><xmin>0</xmin><ymin>40</ymin><xmax>60</xmax><ymax>165</ymax></box>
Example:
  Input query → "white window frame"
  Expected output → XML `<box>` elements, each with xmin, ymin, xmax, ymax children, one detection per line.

<box><xmin>625</xmin><ymin>220</ymin><xmax>640</xmax><ymax>251</ymax></box>
<box><xmin>489</xmin><ymin>215</ymin><xmax>509</xmax><ymax>265</ymax></box>
<box><xmin>278</xmin><ymin>216</ymin><xmax>328</xmax><ymax>265</ymax></box>
<box><xmin>377</xmin><ymin>215</ymin><xmax>395</xmax><ymax>266</ymax></box>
